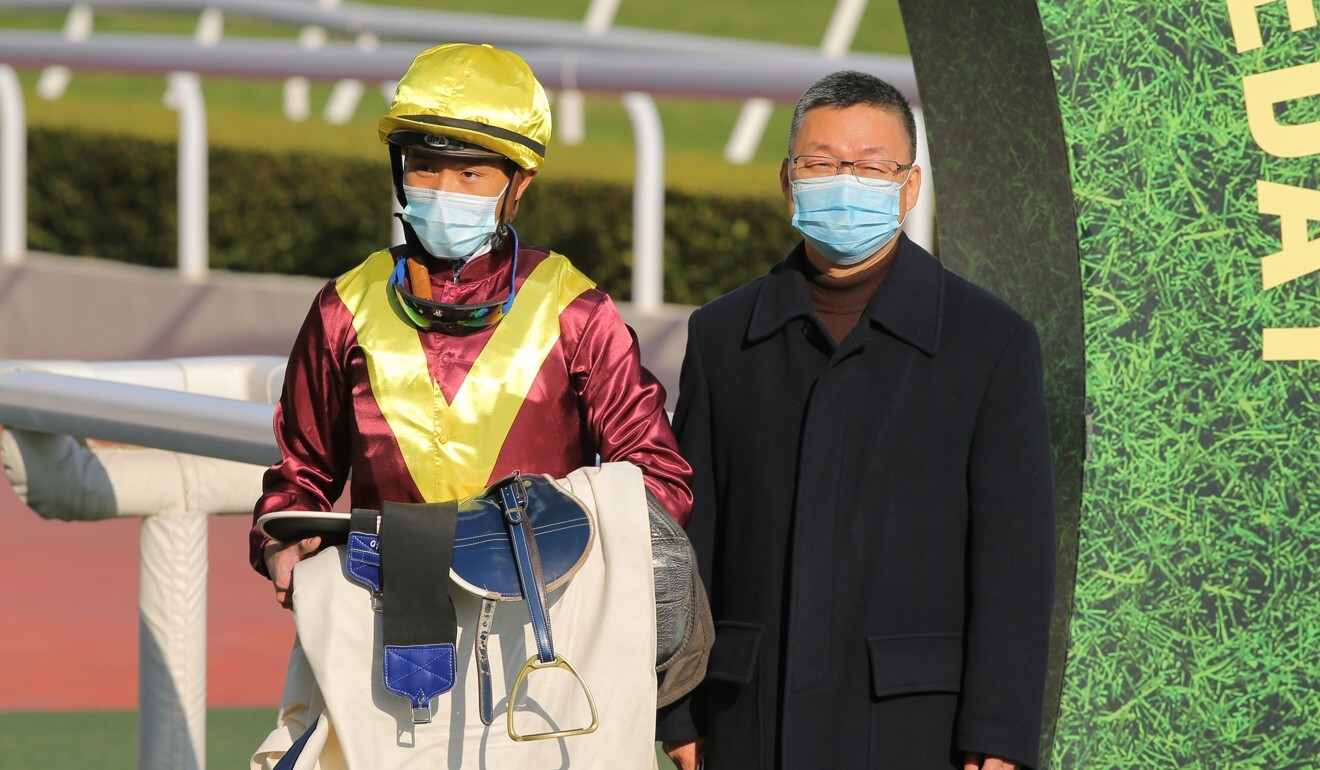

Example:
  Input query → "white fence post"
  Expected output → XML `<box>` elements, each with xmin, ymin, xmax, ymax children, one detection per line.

<box><xmin>165</xmin><ymin>73</ymin><xmax>208</xmax><ymax>282</ymax></box>
<box><xmin>284</xmin><ymin>25</ymin><xmax>327</xmax><ymax>122</ymax></box>
<box><xmin>194</xmin><ymin>7</ymin><xmax>224</xmax><ymax>47</ymax></box>
<box><xmin>0</xmin><ymin>65</ymin><xmax>25</xmax><ymax>264</ymax></box>
<box><xmin>724</xmin><ymin>0</ymin><xmax>869</xmax><ymax>163</ymax></box>
<box><xmin>138</xmin><ymin>512</ymin><xmax>209</xmax><ymax>770</ymax></box>
<box><xmin>36</xmin><ymin>3</ymin><xmax>92</xmax><ymax>101</ymax></box>
<box><xmin>557</xmin><ymin>0</ymin><xmax>623</xmax><ymax>145</ymax></box>
<box><xmin>324</xmin><ymin>32</ymin><xmax>378</xmax><ymax>125</ymax></box>
<box><xmin>622</xmin><ymin>92</ymin><xmax>663</xmax><ymax>312</ymax></box>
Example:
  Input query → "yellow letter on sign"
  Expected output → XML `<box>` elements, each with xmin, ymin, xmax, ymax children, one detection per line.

<box><xmin>1227</xmin><ymin>0</ymin><xmax>1318</xmax><ymax>53</ymax></box>
<box><xmin>1244</xmin><ymin>61</ymin><xmax>1320</xmax><ymax>158</ymax></box>
<box><xmin>1259</xmin><ymin>180</ymin><xmax>1320</xmax><ymax>289</ymax></box>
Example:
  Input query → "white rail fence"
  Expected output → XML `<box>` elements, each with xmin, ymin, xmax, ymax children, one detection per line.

<box><xmin>0</xmin><ymin>0</ymin><xmax>929</xmax><ymax>307</ymax></box>
<box><xmin>0</xmin><ymin>357</ymin><xmax>285</xmax><ymax>770</ymax></box>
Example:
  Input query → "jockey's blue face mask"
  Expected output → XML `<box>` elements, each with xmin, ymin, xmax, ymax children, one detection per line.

<box><xmin>401</xmin><ymin>182</ymin><xmax>508</xmax><ymax>260</ymax></box>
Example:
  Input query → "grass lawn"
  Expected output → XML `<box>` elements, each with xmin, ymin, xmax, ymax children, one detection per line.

<box><xmin>0</xmin><ymin>709</ymin><xmax>679</xmax><ymax>768</ymax></box>
<box><xmin>1</xmin><ymin>2</ymin><xmax>909</xmax><ymax>198</ymax></box>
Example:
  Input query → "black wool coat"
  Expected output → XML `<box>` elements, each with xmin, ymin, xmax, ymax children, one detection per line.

<box><xmin>658</xmin><ymin>236</ymin><xmax>1056</xmax><ymax>769</ymax></box>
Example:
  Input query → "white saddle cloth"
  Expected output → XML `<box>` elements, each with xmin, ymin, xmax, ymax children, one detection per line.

<box><xmin>251</xmin><ymin>463</ymin><xmax>660</xmax><ymax>770</ymax></box>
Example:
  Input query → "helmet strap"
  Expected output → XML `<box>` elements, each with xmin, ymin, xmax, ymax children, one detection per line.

<box><xmin>491</xmin><ymin>162</ymin><xmax>523</xmax><ymax>252</ymax></box>
<box><xmin>491</xmin><ymin>222</ymin><xmax>509</xmax><ymax>252</ymax></box>
<box><xmin>389</xmin><ymin>146</ymin><xmax>408</xmax><ymax>208</ymax></box>
<box><xmin>395</xmin><ymin>213</ymin><xmax>431</xmax><ymax>258</ymax></box>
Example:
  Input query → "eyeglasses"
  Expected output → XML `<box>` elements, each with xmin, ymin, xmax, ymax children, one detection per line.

<box><xmin>789</xmin><ymin>155</ymin><xmax>914</xmax><ymax>186</ymax></box>
<box><xmin>388</xmin><ymin>228</ymin><xmax>519</xmax><ymax>335</ymax></box>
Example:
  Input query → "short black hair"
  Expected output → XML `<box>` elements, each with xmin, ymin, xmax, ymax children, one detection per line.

<box><xmin>788</xmin><ymin>70</ymin><xmax>917</xmax><ymax>161</ymax></box>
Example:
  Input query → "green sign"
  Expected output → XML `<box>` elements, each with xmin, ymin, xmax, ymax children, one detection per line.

<box><xmin>900</xmin><ymin>0</ymin><xmax>1319</xmax><ymax>765</ymax></box>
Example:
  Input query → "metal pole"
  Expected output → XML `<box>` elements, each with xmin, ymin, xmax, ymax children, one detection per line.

<box><xmin>723</xmin><ymin>97</ymin><xmax>775</xmax><ymax>164</ymax></box>
<box><xmin>724</xmin><ymin>0</ymin><xmax>869</xmax><ymax>163</ymax></box>
<box><xmin>558</xmin><ymin>0</ymin><xmax>623</xmax><ymax>145</ymax></box>
<box><xmin>323</xmin><ymin>30</ymin><xmax>376</xmax><ymax>125</ymax></box>
<box><xmin>819</xmin><ymin>0</ymin><xmax>870</xmax><ymax>59</ymax></box>
<box><xmin>906</xmin><ymin>105</ymin><xmax>935</xmax><ymax>253</ymax></box>
<box><xmin>0</xmin><ymin>65</ymin><xmax>26</xmax><ymax>264</ymax></box>
<box><xmin>193</xmin><ymin>6</ymin><xmax>224</xmax><ymax>46</ymax></box>
<box><xmin>137</xmin><ymin>512</ymin><xmax>208</xmax><ymax>770</ymax></box>
<box><xmin>165</xmin><ymin>72</ymin><xmax>208</xmax><ymax>281</ymax></box>
<box><xmin>284</xmin><ymin>25</ymin><xmax>326</xmax><ymax>121</ymax></box>
<box><xmin>621</xmin><ymin>91</ymin><xmax>663</xmax><ymax>312</ymax></box>
<box><xmin>35</xmin><ymin>3</ymin><xmax>92</xmax><ymax>101</ymax></box>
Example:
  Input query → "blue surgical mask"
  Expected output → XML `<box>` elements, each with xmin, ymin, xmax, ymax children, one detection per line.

<box><xmin>790</xmin><ymin>175</ymin><xmax>908</xmax><ymax>266</ymax></box>
<box><xmin>401</xmin><ymin>183</ymin><xmax>507</xmax><ymax>259</ymax></box>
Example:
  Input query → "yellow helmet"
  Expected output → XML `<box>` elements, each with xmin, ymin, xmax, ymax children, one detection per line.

<box><xmin>379</xmin><ymin>43</ymin><xmax>551</xmax><ymax>171</ymax></box>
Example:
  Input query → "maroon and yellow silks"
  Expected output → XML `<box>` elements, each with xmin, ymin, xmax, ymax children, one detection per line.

<box><xmin>335</xmin><ymin>249</ymin><xmax>594</xmax><ymax>501</ymax></box>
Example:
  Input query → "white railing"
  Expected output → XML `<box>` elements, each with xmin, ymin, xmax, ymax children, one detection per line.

<box><xmin>0</xmin><ymin>357</ymin><xmax>285</xmax><ymax>770</ymax></box>
<box><xmin>0</xmin><ymin>1</ymin><xmax>925</xmax><ymax>304</ymax></box>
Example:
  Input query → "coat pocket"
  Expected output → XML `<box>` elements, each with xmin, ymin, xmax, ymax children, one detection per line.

<box><xmin>704</xmin><ymin>621</ymin><xmax>763</xmax><ymax>684</ymax></box>
<box><xmin>866</xmin><ymin>633</ymin><xmax>963</xmax><ymax>698</ymax></box>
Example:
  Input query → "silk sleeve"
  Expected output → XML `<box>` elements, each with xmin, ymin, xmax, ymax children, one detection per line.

<box><xmin>248</xmin><ymin>284</ymin><xmax>353</xmax><ymax>576</ymax></box>
<box><xmin>569</xmin><ymin>294</ymin><xmax>694</xmax><ymax>525</ymax></box>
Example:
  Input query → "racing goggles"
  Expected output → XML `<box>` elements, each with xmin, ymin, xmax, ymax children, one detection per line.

<box><xmin>389</xmin><ymin>233</ymin><xmax>519</xmax><ymax>335</ymax></box>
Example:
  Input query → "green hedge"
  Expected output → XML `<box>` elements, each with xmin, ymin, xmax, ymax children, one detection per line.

<box><xmin>27</xmin><ymin>128</ymin><xmax>796</xmax><ymax>305</ymax></box>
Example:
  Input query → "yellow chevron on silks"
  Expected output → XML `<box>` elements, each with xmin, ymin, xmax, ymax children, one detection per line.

<box><xmin>336</xmin><ymin>249</ymin><xmax>594</xmax><ymax>501</ymax></box>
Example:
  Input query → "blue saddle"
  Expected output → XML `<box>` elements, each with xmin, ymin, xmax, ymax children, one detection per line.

<box><xmin>343</xmin><ymin>473</ymin><xmax>599</xmax><ymax>739</ymax></box>
<box><xmin>344</xmin><ymin>474</ymin><xmax>594</xmax><ymax>602</ymax></box>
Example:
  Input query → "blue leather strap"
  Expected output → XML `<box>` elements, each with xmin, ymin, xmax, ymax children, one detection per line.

<box><xmin>346</xmin><ymin>532</ymin><xmax>381</xmax><ymax>594</ymax></box>
<box><xmin>499</xmin><ymin>479</ymin><xmax>556</xmax><ymax>664</ymax></box>
<box><xmin>272</xmin><ymin>716</ymin><xmax>321</xmax><ymax>770</ymax></box>
<box><xmin>383</xmin><ymin>643</ymin><xmax>456</xmax><ymax>722</ymax></box>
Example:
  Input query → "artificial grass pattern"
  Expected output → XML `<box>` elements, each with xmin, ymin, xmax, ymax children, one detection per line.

<box><xmin>1040</xmin><ymin>1</ymin><xmax>1320</xmax><ymax>766</ymax></box>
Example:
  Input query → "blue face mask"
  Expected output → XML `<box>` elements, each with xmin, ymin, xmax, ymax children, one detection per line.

<box><xmin>401</xmin><ymin>183</ymin><xmax>507</xmax><ymax>259</ymax></box>
<box><xmin>790</xmin><ymin>174</ymin><xmax>908</xmax><ymax>266</ymax></box>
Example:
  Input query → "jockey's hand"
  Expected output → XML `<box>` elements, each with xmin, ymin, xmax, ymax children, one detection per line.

<box><xmin>963</xmin><ymin>753</ymin><xmax>1019</xmax><ymax>770</ymax></box>
<box><xmin>664</xmin><ymin>739</ymin><xmax>704</xmax><ymax>770</ymax></box>
<box><xmin>264</xmin><ymin>537</ymin><xmax>323</xmax><ymax>609</ymax></box>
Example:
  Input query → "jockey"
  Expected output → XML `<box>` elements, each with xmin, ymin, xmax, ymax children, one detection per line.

<box><xmin>250</xmin><ymin>42</ymin><xmax>693</xmax><ymax>605</ymax></box>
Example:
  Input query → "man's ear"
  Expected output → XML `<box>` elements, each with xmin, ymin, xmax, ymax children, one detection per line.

<box><xmin>503</xmin><ymin>168</ymin><xmax>537</xmax><ymax>223</ymax></box>
<box><xmin>902</xmin><ymin>165</ymin><xmax>922</xmax><ymax>215</ymax></box>
<box><xmin>780</xmin><ymin>158</ymin><xmax>794</xmax><ymax>213</ymax></box>
<box><xmin>513</xmin><ymin>167</ymin><xmax>537</xmax><ymax>202</ymax></box>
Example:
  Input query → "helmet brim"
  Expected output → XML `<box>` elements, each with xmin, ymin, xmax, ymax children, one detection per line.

<box><xmin>379</xmin><ymin>115</ymin><xmax>543</xmax><ymax>171</ymax></box>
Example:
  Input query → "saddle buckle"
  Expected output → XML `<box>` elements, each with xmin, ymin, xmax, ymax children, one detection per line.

<box><xmin>506</xmin><ymin>654</ymin><xmax>600</xmax><ymax>742</ymax></box>
<box><xmin>499</xmin><ymin>472</ymin><xmax>529</xmax><ymax>525</ymax></box>
<box><xmin>412</xmin><ymin>702</ymin><xmax>433</xmax><ymax>725</ymax></box>
<box><xmin>371</xmin><ymin>592</ymin><xmax>384</xmax><ymax>612</ymax></box>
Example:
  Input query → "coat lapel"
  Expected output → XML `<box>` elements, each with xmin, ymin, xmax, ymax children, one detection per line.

<box><xmin>860</xmin><ymin>235</ymin><xmax>945</xmax><ymax>357</ymax></box>
<box><xmin>746</xmin><ymin>236</ymin><xmax>946</xmax><ymax>358</ymax></box>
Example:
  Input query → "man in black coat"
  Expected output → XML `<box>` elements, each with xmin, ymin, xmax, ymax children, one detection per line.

<box><xmin>659</xmin><ymin>71</ymin><xmax>1056</xmax><ymax>770</ymax></box>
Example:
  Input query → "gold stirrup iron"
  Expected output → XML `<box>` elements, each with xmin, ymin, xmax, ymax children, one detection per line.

<box><xmin>506</xmin><ymin>654</ymin><xmax>600</xmax><ymax>742</ymax></box>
